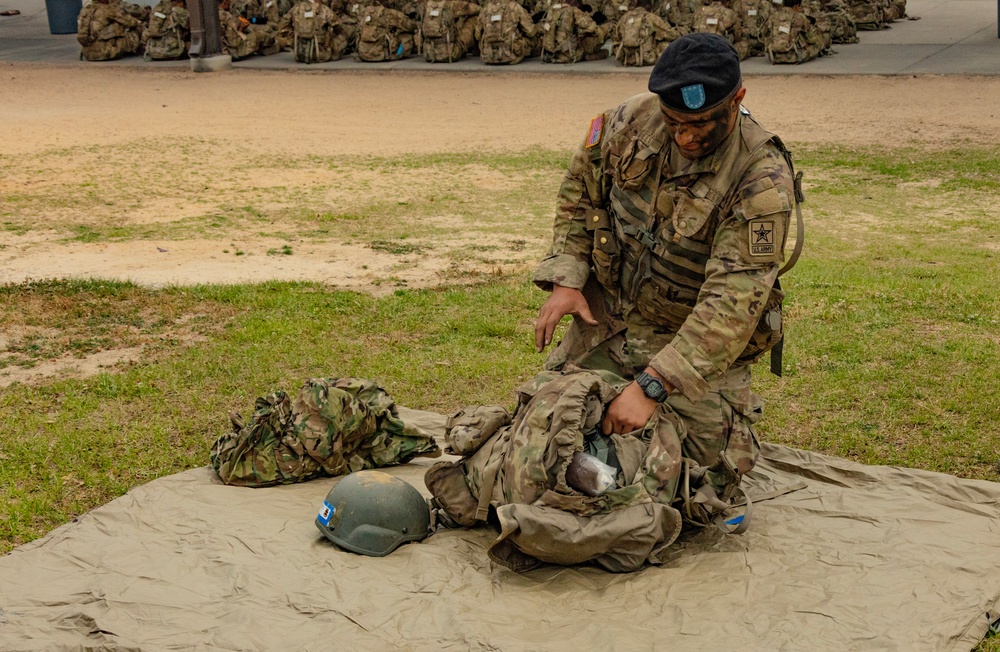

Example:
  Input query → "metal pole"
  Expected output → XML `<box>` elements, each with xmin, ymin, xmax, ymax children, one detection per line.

<box><xmin>187</xmin><ymin>0</ymin><xmax>232</xmax><ymax>71</ymax></box>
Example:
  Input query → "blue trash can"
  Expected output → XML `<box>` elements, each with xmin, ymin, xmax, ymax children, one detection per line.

<box><xmin>45</xmin><ymin>0</ymin><xmax>83</xmax><ymax>34</ymax></box>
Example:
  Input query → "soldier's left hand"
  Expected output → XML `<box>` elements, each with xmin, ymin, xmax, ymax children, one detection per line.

<box><xmin>602</xmin><ymin>382</ymin><xmax>656</xmax><ymax>435</ymax></box>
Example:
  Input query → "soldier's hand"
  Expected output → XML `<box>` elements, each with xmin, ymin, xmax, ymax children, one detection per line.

<box><xmin>602</xmin><ymin>382</ymin><xmax>657</xmax><ymax>435</ymax></box>
<box><xmin>534</xmin><ymin>284</ymin><xmax>598</xmax><ymax>353</ymax></box>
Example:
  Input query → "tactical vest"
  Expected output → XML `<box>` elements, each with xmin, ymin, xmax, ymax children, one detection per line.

<box><xmin>590</xmin><ymin>94</ymin><xmax>798</xmax><ymax>369</ymax></box>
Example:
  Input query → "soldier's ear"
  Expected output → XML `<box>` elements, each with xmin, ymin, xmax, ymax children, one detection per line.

<box><xmin>733</xmin><ymin>86</ymin><xmax>747</xmax><ymax>106</ymax></box>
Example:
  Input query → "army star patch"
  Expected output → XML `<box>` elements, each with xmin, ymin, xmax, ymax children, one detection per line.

<box><xmin>586</xmin><ymin>115</ymin><xmax>604</xmax><ymax>148</ymax></box>
<box><xmin>749</xmin><ymin>219</ymin><xmax>775</xmax><ymax>256</ymax></box>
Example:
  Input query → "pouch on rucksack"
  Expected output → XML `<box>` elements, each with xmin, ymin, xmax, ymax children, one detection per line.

<box><xmin>421</xmin><ymin>0</ymin><xmax>454</xmax><ymax>38</ymax></box>
<box><xmin>541</xmin><ymin>4</ymin><xmax>574</xmax><ymax>53</ymax></box>
<box><xmin>294</xmin><ymin>4</ymin><xmax>319</xmax><ymax>38</ymax></box>
<box><xmin>481</xmin><ymin>0</ymin><xmax>516</xmax><ymax>44</ymax></box>
<box><xmin>444</xmin><ymin>404</ymin><xmax>512</xmax><ymax>456</ymax></box>
<box><xmin>359</xmin><ymin>6</ymin><xmax>386</xmax><ymax>41</ymax></box>
<box><xmin>620</xmin><ymin>11</ymin><xmax>647</xmax><ymax>47</ymax></box>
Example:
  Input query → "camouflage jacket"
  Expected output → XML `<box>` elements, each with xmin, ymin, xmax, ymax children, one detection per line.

<box><xmin>211</xmin><ymin>377</ymin><xmax>440</xmax><ymax>487</ymax></box>
<box><xmin>533</xmin><ymin>93</ymin><xmax>794</xmax><ymax>403</ymax></box>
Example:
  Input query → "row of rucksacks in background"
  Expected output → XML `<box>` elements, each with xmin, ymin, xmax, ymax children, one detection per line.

<box><xmin>77</xmin><ymin>0</ymin><xmax>911</xmax><ymax>64</ymax></box>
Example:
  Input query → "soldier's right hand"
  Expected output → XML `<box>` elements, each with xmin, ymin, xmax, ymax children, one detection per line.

<box><xmin>534</xmin><ymin>284</ymin><xmax>598</xmax><ymax>353</ymax></box>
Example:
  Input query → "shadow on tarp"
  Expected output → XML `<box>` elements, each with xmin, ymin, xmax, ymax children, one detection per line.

<box><xmin>1</xmin><ymin>407</ymin><xmax>998</xmax><ymax>650</ymax></box>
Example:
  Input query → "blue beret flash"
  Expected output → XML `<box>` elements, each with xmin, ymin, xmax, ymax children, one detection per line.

<box><xmin>681</xmin><ymin>84</ymin><xmax>706</xmax><ymax>110</ymax></box>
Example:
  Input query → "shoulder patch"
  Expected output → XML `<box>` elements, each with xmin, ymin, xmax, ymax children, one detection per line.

<box><xmin>585</xmin><ymin>115</ymin><xmax>604</xmax><ymax>149</ymax></box>
<box><xmin>747</xmin><ymin>218</ymin><xmax>777</xmax><ymax>257</ymax></box>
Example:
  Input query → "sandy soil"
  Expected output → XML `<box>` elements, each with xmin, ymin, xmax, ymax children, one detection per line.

<box><xmin>4</xmin><ymin>66</ymin><xmax>1000</xmax><ymax>290</ymax></box>
<box><xmin>4</xmin><ymin>65</ymin><xmax>1000</xmax><ymax>384</ymax></box>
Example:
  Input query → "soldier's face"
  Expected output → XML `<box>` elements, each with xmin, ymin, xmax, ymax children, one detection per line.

<box><xmin>660</xmin><ymin>86</ymin><xmax>746</xmax><ymax>160</ymax></box>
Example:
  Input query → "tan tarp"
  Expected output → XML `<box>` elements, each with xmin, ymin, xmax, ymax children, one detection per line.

<box><xmin>1</xmin><ymin>407</ymin><xmax>999</xmax><ymax>651</ymax></box>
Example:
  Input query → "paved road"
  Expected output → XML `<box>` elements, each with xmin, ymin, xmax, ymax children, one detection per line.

<box><xmin>0</xmin><ymin>0</ymin><xmax>997</xmax><ymax>74</ymax></box>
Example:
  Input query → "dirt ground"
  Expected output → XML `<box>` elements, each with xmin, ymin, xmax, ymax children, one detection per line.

<box><xmin>4</xmin><ymin>65</ymin><xmax>1000</xmax><ymax>289</ymax></box>
<box><xmin>3</xmin><ymin>66</ymin><xmax>1000</xmax><ymax>385</ymax></box>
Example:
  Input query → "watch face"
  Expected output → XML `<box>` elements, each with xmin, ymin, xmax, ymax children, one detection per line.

<box><xmin>638</xmin><ymin>372</ymin><xmax>666</xmax><ymax>401</ymax></box>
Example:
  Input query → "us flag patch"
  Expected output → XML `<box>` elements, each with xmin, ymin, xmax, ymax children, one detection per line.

<box><xmin>585</xmin><ymin>115</ymin><xmax>604</xmax><ymax>149</ymax></box>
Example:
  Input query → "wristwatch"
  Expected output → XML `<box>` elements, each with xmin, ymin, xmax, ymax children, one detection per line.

<box><xmin>635</xmin><ymin>372</ymin><xmax>669</xmax><ymax>402</ymax></box>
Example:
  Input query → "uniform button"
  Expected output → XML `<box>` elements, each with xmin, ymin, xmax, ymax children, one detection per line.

<box><xmin>600</xmin><ymin>237</ymin><xmax>608</xmax><ymax>244</ymax></box>
<box><xmin>679</xmin><ymin>220</ymin><xmax>687</xmax><ymax>228</ymax></box>
<box><xmin>593</xmin><ymin>215</ymin><xmax>600</xmax><ymax>223</ymax></box>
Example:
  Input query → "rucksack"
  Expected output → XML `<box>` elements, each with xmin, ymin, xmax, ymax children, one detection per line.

<box><xmin>421</xmin><ymin>0</ymin><xmax>454</xmax><ymax>39</ymax></box>
<box><xmin>481</xmin><ymin>0</ymin><xmax>517</xmax><ymax>44</ymax></box>
<box><xmin>541</xmin><ymin>4</ymin><xmax>574</xmax><ymax>55</ymax></box>
<box><xmin>359</xmin><ymin>5</ymin><xmax>387</xmax><ymax>42</ymax></box>
<box><xmin>293</xmin><ymin>2</ymin><xmax>319</xmax><ymax>38</ymax></box>
<box><xmin>145</xmin><ymin>6</ymin><xmax>188</xmax><ymax>59</ymax></box>
<box><xmin>76</xmin><ymin>3</ymin><xmax>99</xmax><ymax>46</ymax></box>
<box><xmin>620</xmin><ymin>10</ymin><xmax>648</xmax><ymax>47</ymax></box>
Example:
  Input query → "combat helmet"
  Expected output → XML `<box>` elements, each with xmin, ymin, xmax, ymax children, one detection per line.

<box><xmin>315</xmin><ymin>470</ymin><xmax>432</xmax><ymax>557</ymax></box>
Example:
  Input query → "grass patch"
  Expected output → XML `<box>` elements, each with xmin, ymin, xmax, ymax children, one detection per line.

<box><xmin>0</xmin><ymin>278</ymin><xmax>545</xmax><ymax>553</ymax></box>
<box><xmin>0</xmin><ymin>279</ymin><xmax>236</xmax><ymax>371</ymax></box>
<box><xmin>2</xmin><ymin>143</ymin><xmax>1000</xmax><ymax>649</ymax></box>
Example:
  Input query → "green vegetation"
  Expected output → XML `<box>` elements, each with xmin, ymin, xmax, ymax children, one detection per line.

<box><xmin>2</xmin><ymin>141</ymin><xmax>999</xmax><ymax>645</ymax></box>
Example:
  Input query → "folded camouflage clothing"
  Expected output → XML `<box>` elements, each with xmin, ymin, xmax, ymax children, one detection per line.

<box><xmin>211</xmin><ymin>377</ymin><xmax>441</xmax><ymax>487</ymax></box>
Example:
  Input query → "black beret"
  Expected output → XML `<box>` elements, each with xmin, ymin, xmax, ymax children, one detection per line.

<box><xmin>647</xmin><ymin>33</ymin><xmax>742</xmax><ymax>113</ymax></box>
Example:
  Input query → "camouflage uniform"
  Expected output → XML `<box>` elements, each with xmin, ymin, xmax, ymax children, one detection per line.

<box><xmin>219</xmin><ymin>6</ymin><xmax>278</xmax><ymax>59</ymax></box>
<box><xmin>77</xmin><ymin>0</ymin><xmax>143</xmax><ymax>61</ymax></box>
<box><xmin>538</xmin><ymin>2</ymin><xmax>610</xmax><ymax>63</ymax></box>
<box><xmin>532</xmin><ymin>93</ymin><xmax>795</xmax><ymax>522</ymax></box>
<box><xmin>355</xmin><ymin>4</ymin><xmax>417</xmax><ymax>61</ymax></box>
<box><xmin>211</xmin><ymin>377</ymin><xmax>440</xmax><ymax>487</ymax></box>
<box><xmin>283</xmin><ymin>0</ymin><xmax>350</xmax><ymax>61</ymax></box>
<box><xmin>611</xmin><ymin>7</ymin><xmax>680</xmax><ymax>66</ymax></box>
<box><xmin>763</xmin><ymin>5</ymin><xmax>826</xmax><ymax>63</ymax></box>
<box><xmin>420</xmin><ymin>0</ymin><xmax>480</xmax><ymax>62</ymax></box>
<box><xmin>691</xmin><ymin>1</ymin><xmax>748</xmax><ymax>59</ymax></box>
<box><xmin>732</xmin><ymin>0</ymin><xmax>771</xmax><ymax>55</ymax></box>
<box><xmin>475</xmin><ymin>0</ymin><xmax>538</xmax><ymax>64</ymax></box>
<box><xmin>142</xmin><ymin>0</ymin><xmax>190</xmax><ymax>60</ymax></box>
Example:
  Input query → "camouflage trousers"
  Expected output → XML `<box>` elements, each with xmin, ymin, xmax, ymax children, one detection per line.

<box><xmin>81</xmin><ymin>31</ymin><xmax>141</xmax><ymax>60</ymax></box>
<box><xmin>211</xmin><ymin>377</ymin><xmax>440</xmax><ymax>487</ymax></box>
